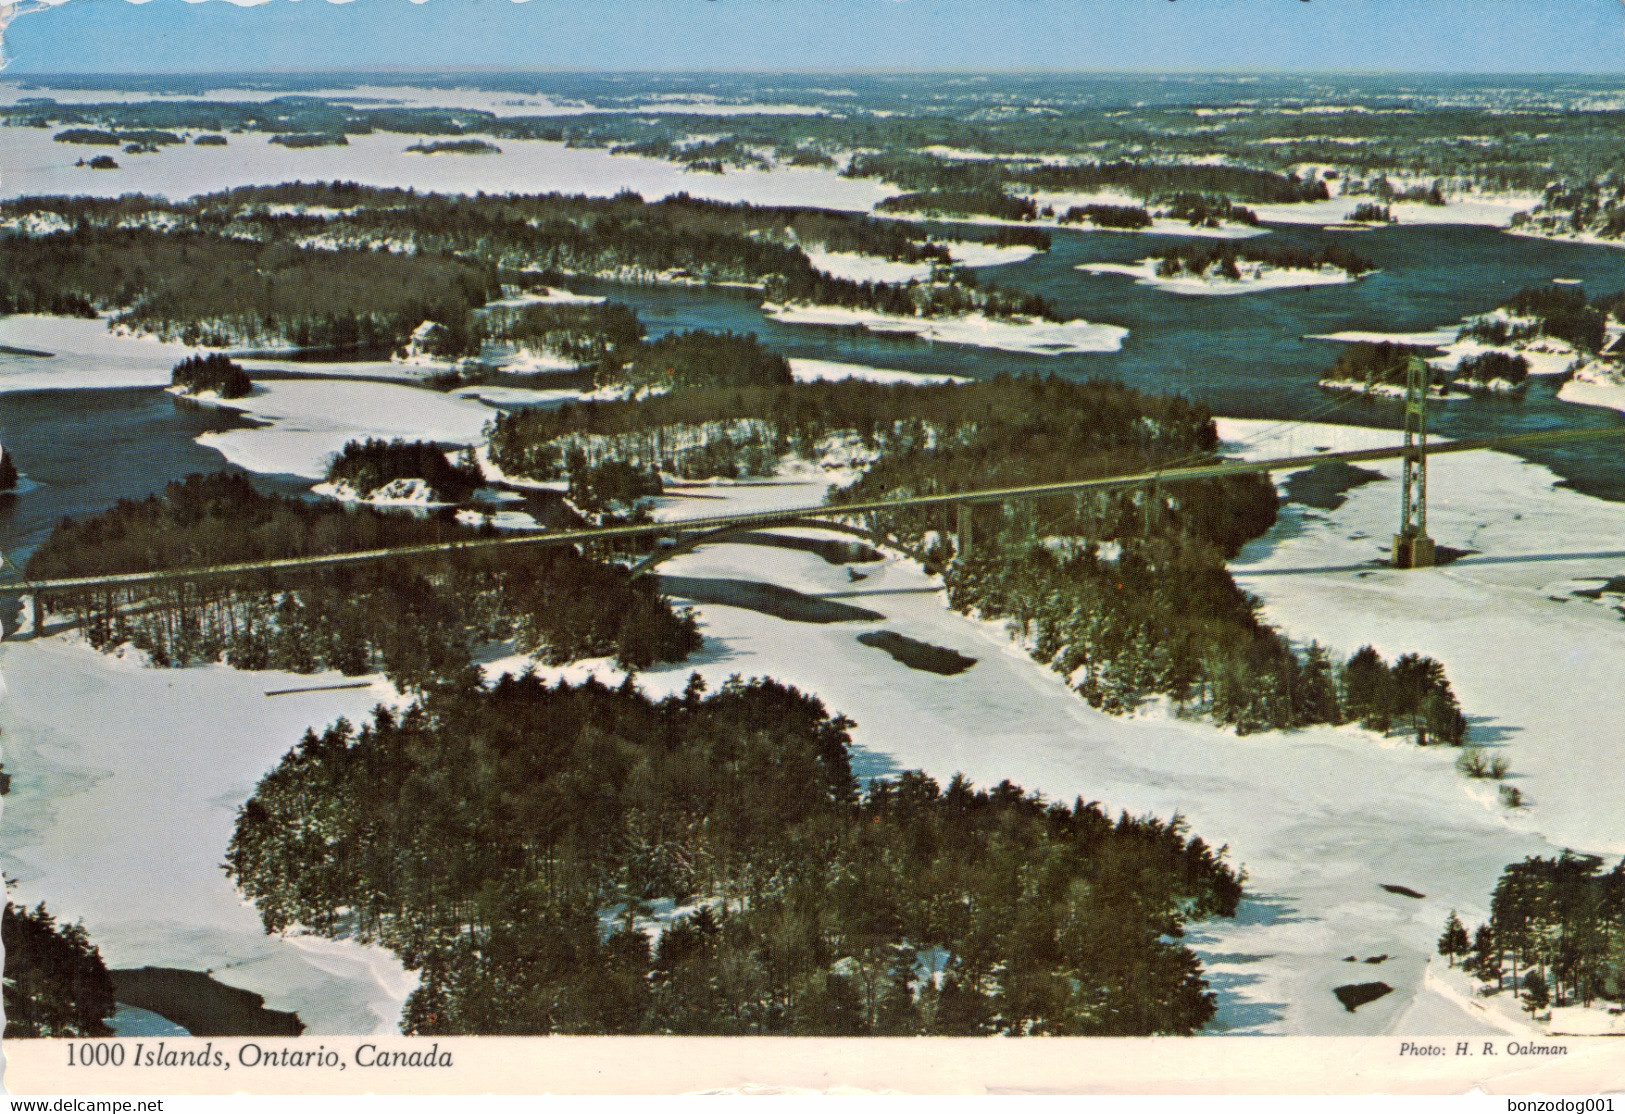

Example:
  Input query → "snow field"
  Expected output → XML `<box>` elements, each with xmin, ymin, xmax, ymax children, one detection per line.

<box><xmin>0</xmin><ymin>127</ymin><xmax>893</xmax><ymax>213</ymax></box>
<box><xmin>0</xmin><ymin>637</ymin><xmax>415</xmax><ymax>1034</ymax></box>
<box><xmin>190</xmin><ymin>380</ymin><xmax>493</xmax><ymax>479</ymax></box>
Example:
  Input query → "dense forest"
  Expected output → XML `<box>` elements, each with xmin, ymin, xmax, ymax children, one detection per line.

<box><xmin>226</xmin><ymin>672</ymin><xmax>1243</xmax><ymax>1035</ymax></box>
<box><xmin>876</xmin><ymin>189</ymin><xmax>1039</xmax><ymax>222</ymax></box>
<box><xmin>1151</xmin><ymin>241</ymin><xmax>1374</xmax><ymax>281</ymax></box>
<box><xmin>0</xmin><ymin>222</ymin><xmax>502</xmax><ymax>351</ymax></box>
<box><xmin>26</xmin><ymin>473</ymin><xmax>700</xmax><ymax>689</ymax></box>
<box><xmin>609</xmin><ymin>329</ymin><xmax>795</xmax><ymax>393</ymax></box>
<box><xmin>479</xmin><ymin>300</ymin><xmax>644</xmax><ymax>370</ymax></box>
<box><xmin>3</xmin><ymin>895</ymin><xmax>116</xmax><ymax>1038</ymax></box>
<box><xmin>1442</xmin><ymin>853</ymin><xmax>1625</xmax><ymax>1014</ymax></box>
<box><xmin>489</xmin><ymin>373</ymin><xmax>1469</xmax><ymax>738</ymax></box>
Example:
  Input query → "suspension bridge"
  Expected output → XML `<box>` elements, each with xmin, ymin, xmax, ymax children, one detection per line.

<box><xmin>2</xmin><ymin>411</ymin><xmax>1623</xmax><ymax>605</ymax></box>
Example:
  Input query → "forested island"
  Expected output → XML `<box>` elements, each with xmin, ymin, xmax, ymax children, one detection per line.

<box><xmin>1316</xmin><ymin>342</ymin><xmax>1522</xmax><ymax>397</ymax></box>
<box><xmin>0</xmin><ymin>186</ymin><xmax>1060</xmax><ymax>352</ymax></box>
<box><xmin>1513</xmin><ymin>172</ymin><xmax>1625</xmax><ymax>245</ymax></box>
<box><xmin>1150</xmin><ymin>242</ymin><xmax>1373</xmax><ymax>282</ymax></box>
<box><xmin>226</xmin><ymin>672</ymin><xmax>1243</xmax><ymax>1035</ymax></box>
<box><xmin>407</xmin><ymin>139</ymin><xmax>501</xmax><ymax>156</ymax></box>
<box><xmin>1058</xmin><ymin>204</ymin><xmax>1153</xmax><ymax>230</ymax></box>
<box><xmin>876</xmin><ymin>188</ymin><xmax>1039</xmax><ymax>222</ymax></box>
<box><xmin>25</xmin><ymin>472</ymin><xmax>700</xmax><ymax>689</ymax></box>
<box><xmin>1458</xmin><ymin>284</ymin><xmax>1609</xmax><ymax>356</ymax></box>
<box><xmin>322</xmin><ymin>438</ymin><xmax>484</xmax><ymax>504</ymax></box>
<box><xmin>171</xmin><ymin>353</ymin><xmax>253</xmax><ymax>398</ymax></box>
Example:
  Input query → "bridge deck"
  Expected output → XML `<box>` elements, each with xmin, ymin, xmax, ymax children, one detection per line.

<box><xmin>5</xmin><ymin>424</ymin><xmax>1623</xmax><ymax>595</ymax></box>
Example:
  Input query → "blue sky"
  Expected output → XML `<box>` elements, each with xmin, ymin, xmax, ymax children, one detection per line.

<box><xmin>7</xmin><ymin>0</ymin><xmax>1625</xmax><ymax>74</ymax></box>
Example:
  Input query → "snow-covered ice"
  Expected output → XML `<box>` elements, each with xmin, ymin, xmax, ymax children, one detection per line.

<box><xmin>0</xmin><ymin>637</ymin><xmax>415</xmax><ymax>1034</ymax></box>
<box><xmin>0</xmin><ymin>128</ymin><xmax>893</xmax><ymax>213</ymax></box>
<box><xmin>190</xmin><ymin>380</ymin><xmax>494</xmax><ymax>479</ymax></box>
<box><xmin>0</xmin><ymin>315</ymin><xmax>194</xmax><ymax>393</ymax></box>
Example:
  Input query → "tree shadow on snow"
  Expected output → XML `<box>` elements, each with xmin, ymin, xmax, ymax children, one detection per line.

<box><xmin>1198</xmin><ymin>969</ymin><xmax>1287</xmax><ymax>1034</ymax></box>
<box><xmin>1464</xmin><ymin>715</ymin><xmax>1519</xmax><ymax>746</ymax></box>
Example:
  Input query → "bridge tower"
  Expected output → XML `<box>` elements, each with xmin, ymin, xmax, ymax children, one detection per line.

<box><xmin>956</xmin><ymin>504</ymin><xmax>974</xmax><ymax>559</ymax></box>
<box><xmin>1392</xmin><ymin>355</ymin><xmax>1436</xmax><ymax>569</ymax></box>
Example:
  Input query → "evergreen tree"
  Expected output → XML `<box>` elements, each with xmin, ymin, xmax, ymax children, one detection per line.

<box><xmin>1438</xmin><ymin>911</ymin><xmax>1470</xmax><ymax>968</ymax></box>
<box><xmin>0</xmin><ymin>445</ymin><xmax>17</xmax><ymax>492</ymax></box>
<box><xmin>1470</xmin><ymin>923</ymin><xmax>1502</xmax><ymax>988</ymax></box>
<box><xmin>1522</xmin><ymin>968</ymin><xmax>1550</xmax><ymax>1016</ymax></box>
<box><xmin>2</xmin><ymin>895</ymin><xmax>116</xmax><ymax>1038</ymax></box>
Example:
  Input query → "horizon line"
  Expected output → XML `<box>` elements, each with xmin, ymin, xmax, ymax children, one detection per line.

<box><xmin>8</xmin><ymin>67</ymin><xmax>1625</xmax><ymax>78</ymax></box>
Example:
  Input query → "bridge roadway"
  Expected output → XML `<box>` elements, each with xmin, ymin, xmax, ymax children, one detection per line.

<box><xmin>6</xmin><ymin>424</ymin><xmax>1625</xmax><ymax>596</ymax></box>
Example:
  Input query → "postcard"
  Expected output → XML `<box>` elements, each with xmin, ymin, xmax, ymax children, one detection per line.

<box><xmin>2</xmin><ymin>0</ymin><xmax>1625</xmax><ymax>1099</ymax></box>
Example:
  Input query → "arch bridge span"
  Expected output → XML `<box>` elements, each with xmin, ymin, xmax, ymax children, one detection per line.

<box><xmin>625</xmin><ymin>516</ymin><xmax>940</xmax><ymax>577</ymax></box>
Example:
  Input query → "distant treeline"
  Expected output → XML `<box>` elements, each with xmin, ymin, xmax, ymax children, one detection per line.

<box><xmin>55</xmin><ymin>128</ymin><xmax>184</xmax><ymax>147</ymax></box>
<box><xmin>227</xmin><ymin>672</ymin><xmax>1243</xmax><ymax>1035</ymax></box>
<box><xmin>877</xmin><ymin>189</ymin><xmax>1039</xmax><ymax>222</ymax></box>
<box><xmin>843</xmin><ymin>153</ymin><xmax>1330</xmax><ymax>206</ymax></box>
<box><xmin>407</xmin><ymin>139</ymin><xmax>501</xmax><ymax>155</ymax></box>
<box><xmin>26</xmin><ymin>473</ymin><xmax>699</xmax><ymax>689</ymax></box>
<box><xmin>1059</xmin><ymin>204</ymin><xmax>1152</xmax><ymax>230</ymax></box>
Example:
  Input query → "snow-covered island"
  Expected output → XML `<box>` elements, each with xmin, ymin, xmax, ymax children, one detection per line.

<box><xmin>1081</xmin><ymin>242</ymin><xmax>1374</xmax><ymax>297</ymax></box>
<box><xmin>1313</xmin><ymin>283</ymin><xmax>1619</xmax><ymax>404</ymax></box>
<box><xmin>763</xmin><ymin>302</ymin><xmax>1128</xmax><ymax>355</ymax></box>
